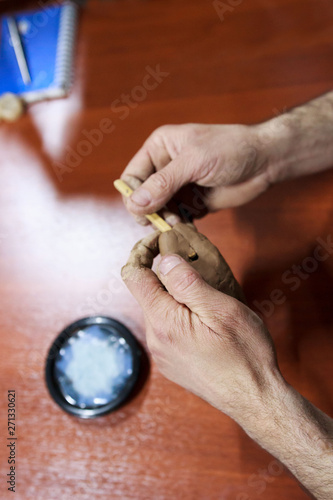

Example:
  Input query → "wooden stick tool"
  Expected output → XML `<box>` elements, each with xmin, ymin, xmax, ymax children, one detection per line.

<box><xmin>114</xmin><ymin>179</ymin><xmax>172</xmax><ymax>232</ymax></box>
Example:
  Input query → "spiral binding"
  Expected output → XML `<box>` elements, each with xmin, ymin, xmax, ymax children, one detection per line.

<box><xmin>53</xmin><ymin>1</ymin><xmax>78</xmax><ymax>91</ymax></box>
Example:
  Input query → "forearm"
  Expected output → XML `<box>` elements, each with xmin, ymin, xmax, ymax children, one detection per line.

<box><xmin>237</xmin><ymin>375</ymin><xmax>333</xmax><ymax>499</ymax></box>
<box><xmin>257</xmin><ymin>91</ymin><xmax>333</xmax><ymax>183</ymax></box>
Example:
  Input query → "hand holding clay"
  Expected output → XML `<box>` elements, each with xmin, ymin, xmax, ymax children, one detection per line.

<box><xmin>121</xmin><ymin>229</ymin><xmax>279</xmax><ymax>426</ymax></box>
<box><xmin>122</xmin><ymin>228</ymin><xmax>333</xmax><ymax>500</ymax></box>
<box><xmin>158</xmin><ymin>223</ymin><xmax>246</xmax><ymax>303</ymax></box>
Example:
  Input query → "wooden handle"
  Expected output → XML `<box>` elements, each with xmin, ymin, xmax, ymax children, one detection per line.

<box><xmin>114</xmin><ymin>179</ymin><xmax>172</xmax><ymax>233</ymax></box>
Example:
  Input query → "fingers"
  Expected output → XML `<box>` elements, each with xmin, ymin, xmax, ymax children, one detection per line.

<box><xmin>127</xmin><ymin>156</ymin><xmax>194</xmax><ymax>215</ymax></box>
<box><xmin>122</xmin><ymin>265</ymin><xmax>176</xmax><ymax>321</ymax></box>
<box><xmin>157</xmin><ymin>254</ymin><xmax>233</xmax><ymax>323</ymax></box>
<box><xmin>122</xmin><ymin>125</ymin><xmax>193</xmax><ymax>215</ymax></box>
<box><xmin>121</xmin><ymin>231</ymin><xmax>177</xmax><ymax>321</ymax></box>
<box><xmin>121</xmin><ymin>127</ymin><xmax>185</xmax><ymax>224</ymax></box>
<box><xmin>206</xmin><ymin>174</ymin><xmax>270</xmax><ymax>210</ymax></box>
<box><xmin>161</xmin><ymin>210</ymin><xmax>182</xmax><ymax>227</ymax></box>
<box><xmin>122</xmin><ymin>230</ymin><xmax>160</xmax><ymax>271</ymax></box>
<box><xmin>122</xmin><ymin>129</ymin><xmax>172</xmax><ymax>181</ymax></box>
<box><xmin>121</xmin><ymin>147</ymin><xmax>155</xmax><ymax>183</ymax></box>
<box><xmin>121</xmin><ymin>174</ymin><xmax>181</xmax><ymax>227</ymax></box>
<box><xmin>120</xmin><ymin>174</ymin><xmax>149</xmax><ymax>226</ymax></box>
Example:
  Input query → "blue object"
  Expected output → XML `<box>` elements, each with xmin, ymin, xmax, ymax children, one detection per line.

<box><xmin>0</xmin><ymin>2</ymin><xmax>77</xmax><ymax>102</ymax></box>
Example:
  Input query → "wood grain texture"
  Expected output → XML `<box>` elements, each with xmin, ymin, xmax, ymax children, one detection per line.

<box><xmin>0</xmin><ymin>0</ymin><xmax>333</xmax><ymax>499</ymax></box>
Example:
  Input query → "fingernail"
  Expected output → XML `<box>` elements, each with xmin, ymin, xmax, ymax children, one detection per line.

<box><xmin>165</xmin><ymin>215</ymin><xmax>180</xmax><ymax>226</ymax></box>
<box><xmin>134</xmin><ymin>215</ymin><xmax>149</xmax><ymax>226</ymax></box>
<box><xmin>131</xmin><ymin>188</ymin><xmax>152</xmax><ymax>207</ymax></box>
<box><xmin>159</xmin><ymin>255</ymin><xmax>183</xmax><ymax>275</ymax></box>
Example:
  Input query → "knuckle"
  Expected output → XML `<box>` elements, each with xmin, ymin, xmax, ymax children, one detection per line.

<box><xmin>205</xmin><ymin>299</ymin><xmax>240</xmax><ymax>333</ymax></box>
<box><xmin>219</xmin><ymin>302</ymin><xmax>255</xmax><ymax>340</ymax></box>
<box><xmin>199</xmin><ymin>155</ymin><xmax>220</xmax><ymax>182</ymax></box>
<box><xmin>154</xmin><ymin>124</ymin><xmax>172</xmax><ymax>137</ymax></box>
<box><xmin>172</xmin><ymin>269</ymin><xmax>200</xmax><ymax>294</ymax></box>
<box><xmin>149</xmin><ymin>125</ymin><xmax>171</xmax><ymax>145</ymax></box>
<box><xmin>121</xmin><ymin>174</ymin><xmax>142</xmax><ymax>190</ymax></box>
<box><xmin>187</xmin><ymin>125</ymin><xmax>203</xmax><ymax>141</ymax></box>
<box><xmin>222</xmin><ymin>303</ymin><xmax>241</xmax><ymax>328</ymax></box>
<box><xmin>221</xmin><ymin>313</ymin><xmax>239</xmax><ymax>335</ymax></box>
<box><xmin>226</xmin><ymin>300</ymin><xmax>240</xmax><ymax>318</ymax></box>
<box><xmin>150</xmin><ymin>169</ymin><xmax>171</xmax><ymax>191</ymax></box>
<box><xmin>183</xmin><ymin>124</ymin><xmax>209</xmax><ymax>144</ymax></box>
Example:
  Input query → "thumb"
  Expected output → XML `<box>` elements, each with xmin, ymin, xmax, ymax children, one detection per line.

<box><xmin>127</xmin><ymin>157</ymin><xmax>192</xmax><ymax>215</ymax></box>
<box><xmin>157</xmin><ymin>254</ymin><xmax>228</xmax><ymax>319</ymax></box>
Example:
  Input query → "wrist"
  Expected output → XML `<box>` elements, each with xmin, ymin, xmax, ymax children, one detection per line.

<box><xmin>237</xmin><ymin>373</ymin><xmax>333</xmax><ymax>490</ymax></box>
<box><xmin>253</xmin><ymin>116</ymin><xmax>296</xmax><ymax>185</ymax></box>
<box><xmin>226</xmin><ymin>365</ymin><xmax>333</xmax><ymax>499</ymax></box>
<box><xmin>254</xmin><ymin>93</ymin><xmax>333</xmax><ymax>186</ymax></box>
<box><xmin>231</xmin><ymin>367</ymin><xmax>289</xmax><ymax>438</ymax></box>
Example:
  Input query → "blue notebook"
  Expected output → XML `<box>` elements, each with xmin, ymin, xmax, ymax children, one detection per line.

<box><xmin>0</xmin><ymin>2</ymin><xmax>78</xmax><ymax>103</ymax></box>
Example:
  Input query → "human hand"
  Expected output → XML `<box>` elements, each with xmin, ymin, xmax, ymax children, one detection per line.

<box><xmin>122</xmin><ymin>230</ymin><xmax>333</xmax><ymax>500</ymax></box>
<box><xmin>121</xmin><ymin>231</ymin><xmax>281</xmax><ymax>423</ymax></box>
<box><xmin>121</xmin><ymin>123</ymin><xmax>273</xmax><ymax>225</ymax></box>
<box><xmin>159</xmin><ymin>221</ymin><xmax>246</xmax><ymax>302</ymax></box>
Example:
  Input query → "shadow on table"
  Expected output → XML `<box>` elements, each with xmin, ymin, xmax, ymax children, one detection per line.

<box><xmin>233</xmin><ymin>199</ymin><xmax>333</xmax><ymax>496</ymax></box>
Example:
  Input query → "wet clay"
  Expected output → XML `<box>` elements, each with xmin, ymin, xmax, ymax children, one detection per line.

<box><xmin>159</xmin><ymin>223</ymin><xmax>246</xmax><ymax>303</ymax></box>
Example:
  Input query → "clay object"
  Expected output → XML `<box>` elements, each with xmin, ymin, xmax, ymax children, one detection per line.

<box><xmin>159</xmin><ymin>223</ymin><xmax>246</xmax><ymax>303</ymax></box>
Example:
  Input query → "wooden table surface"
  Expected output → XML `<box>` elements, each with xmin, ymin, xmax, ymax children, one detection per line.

<box><xmin>0</xmin><ymin>0</ymin><xmax>333</xmax><ymax>499</ymax></box>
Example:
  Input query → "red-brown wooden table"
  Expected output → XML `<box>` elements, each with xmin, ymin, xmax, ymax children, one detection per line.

<box><xmin>0</xmin><ymin>1</ymin><xmax>332</xmax><ymax>498</ymax></box>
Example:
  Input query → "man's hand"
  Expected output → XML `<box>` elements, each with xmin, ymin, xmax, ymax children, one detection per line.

<box><xmin>120</xmin><ymin>92</ymin><xmax>333</xmax><ymax>226</ymax></box>
<box><xmin>122</xmin><ymin>233</ymin><xmax>333</xmax><ymax>500</ymax></box>
<box><xmin>121</xmin><ymin>231</ymin><xmax>280</xmax><ymax>422</ymax></box>
<box><xmin>121</xmin><ymin>123</ymin><xmax>272</xmax><ymax>224</ymax></box>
